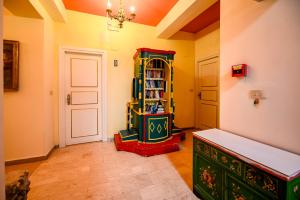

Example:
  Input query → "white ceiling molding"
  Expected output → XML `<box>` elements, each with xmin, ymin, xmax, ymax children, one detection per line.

<box><xmin>38</xmin><ymin>0</ymin><xmax>67</xmax><ymax>22</ymax></box>
<box><xmin>156</xmin><ymin>0</ymin><xmax>218</xmax><ymax>39</ymax></box>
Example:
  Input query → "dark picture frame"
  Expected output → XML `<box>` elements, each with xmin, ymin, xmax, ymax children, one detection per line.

<box><xmin>3</xmin><ymin>40</ymin><xmax>19</xmax><ymax>91</ymax></box>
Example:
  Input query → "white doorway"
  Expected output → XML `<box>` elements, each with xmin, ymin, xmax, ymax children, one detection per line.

<box><xmin>195</xmin><ymin>55</ymin><xmax>219</xmax><ymax>130</ymax></box>
<box><xmin>59</xmin><ymin>47</ymin><xmax>107</xmax><ymax>147</ymax></box>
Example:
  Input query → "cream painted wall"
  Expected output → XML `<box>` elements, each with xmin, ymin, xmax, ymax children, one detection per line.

<box><xmin>32</xmin><ymin>0</ymin><xmax>56</xmax><ymax>159</ymax></box>
<box><xmin>0</xmin><ymin>0</ymin><xmax>6</xmax><ymax>198</ymax></box>
<box><xmin>220</xmin><ymin>0</ymin><xmax>300</xmax><ymax>154</ymax></box>
<box><xmin>3</xmin><ymin>16</ymin><xmax>46</xmax><ymax>160</ymax></box>
<box><xmin>43</xmin><ymin>19</ymin><xmax>55</xmax><ymax>155</ymax></box>
<box><xmin>3</xmin><ymin>0</ymin><xmax>56</xmax><ymax>161</ymax></box>
<box><xmin>53</xmin><ymin>10</ymin><xmax>195</xmax><ymax>143</ymax></box>
<box><xmin>195</xmin><ymin>22</ymin><xmax>220</xmax><ymax>61</ymax></box>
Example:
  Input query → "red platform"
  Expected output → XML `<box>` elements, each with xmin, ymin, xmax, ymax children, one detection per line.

<box><xmin>114</xmin><ymin>133</ymin><xmax>185</xmax><ymax>157</ymax></box>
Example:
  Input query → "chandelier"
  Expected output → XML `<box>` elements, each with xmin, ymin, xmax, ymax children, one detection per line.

<box><xmin>106</xmin><ymin>0</ymin><xmax>136</xmax><ymax>30</ymax></box>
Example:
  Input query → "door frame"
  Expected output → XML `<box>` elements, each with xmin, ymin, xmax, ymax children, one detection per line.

<box><xmin>195</xmin><ymin>54</ymin><xmax>220</xmax><ymax>129</ymax></box>
<box><xmin>59</xmin><ymin>46</ymin><xmax>108</xmax><ymax>147</ymax></box>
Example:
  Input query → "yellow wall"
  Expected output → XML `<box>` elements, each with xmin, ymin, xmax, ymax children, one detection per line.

<box><xmin>53</xmin><ymin>10</ymin><xmax>195</xmax><ymax>143</ymax></box>
<box><xmin>32</xmin><ymin>0</ymin><xmax>56</xmax><ymax>158</ymax></box>
<box><xmin>220</xmin><ymin>0</ymin><xmax>300</xmax><ymax>154</ymax></box>
<box><xmin>0</xmin><ymin>0</ymin><xmax>5</xmax><ymax>198</ymax></box>
<box><xmin>3</xmin><ymin>15</ymin><xmax>47</xmax><ymax>160</ymax></box>
<box><xmin>195</xmin><ymin>22</ymin><xmax>220</xmax><ymax>61</ymax></box>
<box><xmin>3</xmin><ymin>0</ymin><xmax>56</xmax><ymax>161</ymax></box>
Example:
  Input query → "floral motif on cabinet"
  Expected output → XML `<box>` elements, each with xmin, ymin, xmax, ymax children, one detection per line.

<box><xmin>211</xmin><ymin>148</ymin><xmax>218</xmax><ymax>160</ymax></box>
<box><xmin>230</xmin><ymin>160</ymin><xmax>241</xmax><ymax>176</ymax></box>
<box><xmin>232</xmin><ymin>183</ymin><xmax>247</xmax><ymax>200</ymax></box>
<box><xmin>199</xmin><ymin>166</ymin><xmax>218</xmax><ymax>198</ymax></box>
<box><xmin>245</xmin><ymin>166</ymin><xmax>278</xmax><ymax>196</ymax></box>
<box><xmin>203</xmin><ymin>145</ymin><xmax>210</xmax><ymax>157</ymax></box>
<box><xmin>245</xmin><ymin>168</ymin><xmax>258</xmax><ymax>185</ymax></box>
<box><xmin>262</xmin><ymin>176</ymin><xmax>276</xmax><ymax>192</ymax></box>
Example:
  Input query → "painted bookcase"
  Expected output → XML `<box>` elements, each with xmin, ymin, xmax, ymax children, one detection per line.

<box><xmin>193</xmin><ymin>129</ymin><xmax>300</xmax><ymax>200</ymax></box>
<box><xmin>117</xmin><ymin>48</ymin><xmax>184</xmax><ymax>145</ymax></box>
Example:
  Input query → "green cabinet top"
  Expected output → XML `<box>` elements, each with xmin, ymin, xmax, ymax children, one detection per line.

<box><xmin>193</xmin><ymin>129</ymin><xmax>300</xmax><ymax>181</ymax></box>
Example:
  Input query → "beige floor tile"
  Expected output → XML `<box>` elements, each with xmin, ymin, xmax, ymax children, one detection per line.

<box><xmin>6</xmin><ymin>130</ymin><xmax>199</xmax><ymax>200</ymax></box>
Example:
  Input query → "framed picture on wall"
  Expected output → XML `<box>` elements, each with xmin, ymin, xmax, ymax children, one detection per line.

<box><xmin>3</xmin><ymin>40</ymin><xmax>19</xmax><ymax>91</ymax></box>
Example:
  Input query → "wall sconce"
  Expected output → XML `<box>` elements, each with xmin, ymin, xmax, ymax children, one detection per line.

<box><xmin>249</xmin><ymin>90</ymin><xmax>265</xmax><ymax>105</ymax></box>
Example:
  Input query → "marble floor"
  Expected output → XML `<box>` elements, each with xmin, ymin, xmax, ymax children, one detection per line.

<box><xmin>6</xmin><ymin>130</ymin><xmax>199</xmax><ymax>200</ymax></box>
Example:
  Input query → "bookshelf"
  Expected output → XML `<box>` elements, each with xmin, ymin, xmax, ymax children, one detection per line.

<box><xmin>116</xmin><ymin>48</ymin><xmax>183</xmax><ymax>145</ymax></box>
<box><xmin>144</xmin><ymin>58</ymin><xmax>170</xmax><ymax>115</ymax></box>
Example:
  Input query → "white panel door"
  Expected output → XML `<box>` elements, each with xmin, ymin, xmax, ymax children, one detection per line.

<box><xmin>65</xmin><ymin>52</ymin><xmax>102</xmax><ymax>145</ymax></box>
<box><xmin>196</xmin><ymin>56</ymin><xmax>219</xmax><ymax>130</ymax></box>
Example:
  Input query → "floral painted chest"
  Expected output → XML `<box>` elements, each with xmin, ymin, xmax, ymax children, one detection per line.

<box><xmin>193</xmin><ymin>129</ymin><xmax>300</xmax><ymax>200</ymax></box>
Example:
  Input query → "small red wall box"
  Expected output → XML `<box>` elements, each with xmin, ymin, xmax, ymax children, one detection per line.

<box><xmin>232</xmin><ymin>64</ymin><xmax>247</xmax><ymax>77</ymax></box>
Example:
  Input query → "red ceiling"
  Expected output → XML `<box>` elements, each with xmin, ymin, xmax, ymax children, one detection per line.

<box><xmin>180</xmin><ymin>1</ymin><xmax>220</xmax><ymax>33</ymax></box>
<box><xmin>62</xmin><ymin>0</ymin><xmax>178</xmax><ymax>26</ymax></box>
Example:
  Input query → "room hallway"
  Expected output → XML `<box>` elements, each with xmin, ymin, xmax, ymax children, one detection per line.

<box><xmin>5</xmin><ymin>130</ymin><xmax>198</xmax><ymax>200</ymax></box>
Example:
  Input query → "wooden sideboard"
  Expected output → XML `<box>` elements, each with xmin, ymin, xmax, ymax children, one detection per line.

<box><xmin>193</xmin><ymin>129</ymin><xmax>300</xmax><ymax>200</ymax></box>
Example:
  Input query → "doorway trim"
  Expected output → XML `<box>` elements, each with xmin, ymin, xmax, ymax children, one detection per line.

<box><xmin>59</xmin><ymin>46</ymin><xmax>108</xmax><ymax>147</ymax></box>
<box><xmin>195</xmin><ymin>54</ymin><xmax>220</xmax><ymax>129</ymax></box>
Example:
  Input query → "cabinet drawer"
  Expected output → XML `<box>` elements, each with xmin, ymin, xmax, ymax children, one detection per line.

<box><xmin>194</xmin><ymin>140</ymin><xmax>242</xmax><ymax>177</ymax></box>
<box><xmin>226</xmin><ymin>173</ymin><xmax>270</xmax><ymax>200</ymax></box>
<box><xmin>193</xmin><ymin>156</ymin><xmax>222</xmax><ymax>200</ymax></box>
<box><xmin>212</xmin><ymin>147</ymin><xmax>242</xmax><ymax>177</ymax></box>
<box><xmin>194</xmin><ymin>139</ymin><xmax>211</xmax><ymax>158</ymax></box>
<box><xmin>244</xmin><ymin>164</ymin><xmax>284</xmax><ymax>199</ymax></box>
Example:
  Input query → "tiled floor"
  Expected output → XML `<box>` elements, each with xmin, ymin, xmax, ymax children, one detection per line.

<box><xmin>6</xmin><ymin>130</ymin><xmax>198</xmax><ymax>200</ymax></box>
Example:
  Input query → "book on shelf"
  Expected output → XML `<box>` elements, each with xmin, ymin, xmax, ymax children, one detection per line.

<box><xmin>156</xmin><ymin>81</ymin><xmax>161</xmax><ymax>88</ymax></box>
<box><xmin>155</xmin><ymin>90</ymin><xmax>160</xmax><ymax>98</ymax></box>
<box><xmin>150</xmin><ymin>81</ymin><xmax>155</xmax><ymax>88</ymax></box>
<box><xmin>145</xmin><ymin>101</ymin><xmax>165</xmax><ymax>114</ymax></box>
<box><xmin>157</xmin><ymin>105</ymin><xmax>164</xmax><ymax>114</ymax></box>
<box><xmin>159</xmin><ymin>91</ymin><xmax>164</xmax><ymax>98</ymax></box>
<box><xmin>146</xmin><ymin>80</ymin><xmax>150</xmax><ymax>88</ymax></box>
<box><xmin>150</xmin><ymin>91</ymin><xmax>155</xmax><ymax>98</ymax></box>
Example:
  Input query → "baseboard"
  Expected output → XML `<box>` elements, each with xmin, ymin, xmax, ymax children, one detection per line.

<box><xmin>180</xmin><ymin>127</ymin><xmax>195</xmax><ymax>130</ymax></box>
<box><xmin>5</xmin><ymin>145</ymin><xmax>59</xmax><ymax>166</ymax></box>
<box><xmin>106</xmin><ymin>137</ymin><xmax>114</xmax><ymax>142</ymax></box>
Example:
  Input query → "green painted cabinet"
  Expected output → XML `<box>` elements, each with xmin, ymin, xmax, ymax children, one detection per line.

<box><xmin>193</xmin><ymin>129</ymin><xmax>300</xmax><ymax>200</ymax></box>
<box><xmin>225</xmin><ymin>173</ymin><xmax>269</xmax><ymax>200</ymax></box>
<box><xmin>194</xmin><ymin>155</ymin><xmax>223</xmax><ymax>200</ymax></box>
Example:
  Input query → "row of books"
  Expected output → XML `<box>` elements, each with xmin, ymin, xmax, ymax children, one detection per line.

<box><xmin>145</xmin><ymin>90</ymin><xmax>164</xmax><ymax>99</ymax></box>
<box><xmin>145</xmin><ymin>102</ymin><xmax>165</xmax><ymax>114</ymax></box>
<box><xmin>145</xmin><ymin>80</ymin><xmax>164</xmax><ymax>89</ymax></box>
<box><xmin>146</xmin><ymin>60</ymin><xmax>166</xmax><ymax>69</ymax></box>
<box><xmin>146</xmin><ymin>70</ymin><xmax>164</xmax><ymax>78</ymax></box>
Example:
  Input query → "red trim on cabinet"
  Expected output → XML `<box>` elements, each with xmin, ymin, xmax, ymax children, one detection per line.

<box><xmin>114</xmin><ymin>133</ymin><xmax>181</xmax><ymax>156</ymax></box>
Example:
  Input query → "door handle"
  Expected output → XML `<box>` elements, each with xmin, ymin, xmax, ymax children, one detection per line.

<box><xmin>198</xmin><ymin>92</ymin><xmax>202</xmax><ymax>100</ymax></box>
<box><xmin>67</xmin><ymin>94</ymin><xmax>71</xmax><ymax>105</ymax></box>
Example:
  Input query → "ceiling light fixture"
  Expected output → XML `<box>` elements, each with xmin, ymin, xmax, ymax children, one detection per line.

<box><xmin>106</xmin><ymin>0</ymin><xmax>136</xmax><ymax>31</ymax></box>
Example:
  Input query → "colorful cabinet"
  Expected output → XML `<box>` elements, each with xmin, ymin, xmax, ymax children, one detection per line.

<box><xmin>115</xmin><ymin>48</ymin><xmax>184</xmax><ymax>155</ymax></box>
<box><xmin>193</xmin><ymin>129</ymin><xmax>300</xmax><ymax>200</ymax></box>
